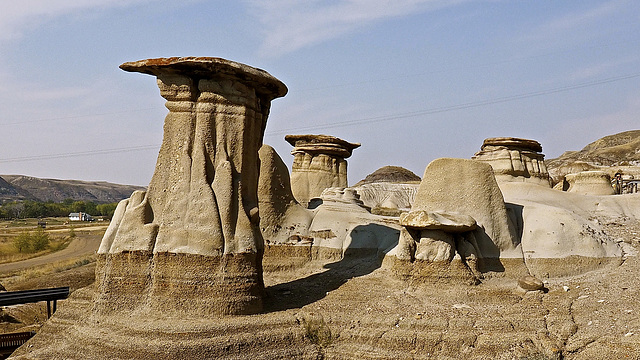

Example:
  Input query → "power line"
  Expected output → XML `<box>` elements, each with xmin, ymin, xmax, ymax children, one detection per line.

<box><xmin>266</xmin><ymin>72</ymin><xmax>640</xmax><ymax>136</ymax></box>
<box><xmin>0</xmin><ymin>108</ymin><xmax>158</xmax><ymax>127</ymax></box>
<box><xmin>1</xmin><ymin>71</ymin><xmax>638</xmax><ymax>163</ymax></box>
<box><xmin>0</xmin><ymin>145</ymin><xmax>160</xmax><ymax>163</ymax></box>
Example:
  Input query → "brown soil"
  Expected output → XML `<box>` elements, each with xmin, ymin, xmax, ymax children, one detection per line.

<box><xmin>2</xmin><ymin>221</ymin><xmax>640</xmax><ymax>359</ymax></box>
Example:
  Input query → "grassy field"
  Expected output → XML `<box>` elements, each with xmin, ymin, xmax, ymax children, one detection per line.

<box><xmin>0</xmin><ymin>217</ymin><xmax>100</xmax><ymax>264</ymax></box>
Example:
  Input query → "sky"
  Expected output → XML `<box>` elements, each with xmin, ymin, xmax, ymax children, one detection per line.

<box><xmin>0</xmin><ymin>0</ymin><xmax>638</xmax><ymax>187</ymax></box>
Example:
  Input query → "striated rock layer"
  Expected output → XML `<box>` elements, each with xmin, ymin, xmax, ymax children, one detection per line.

<box><xmin>95</xmin><ymin>57</ymin><xmax>287</xmax><ymax>316</ymax></box>
<box><xmin>473</xmin><ymin>137</ymin><xmax>551</xmax><ymax>186</ymax></box>
<box><xmin>286</xmin><ymin>134</ymin><xmax>360</xmax><ymax>205</ymax></box>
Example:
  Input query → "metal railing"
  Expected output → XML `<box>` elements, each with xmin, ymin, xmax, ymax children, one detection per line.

<box><xmin>0</xmin><ymin>287</ymin><xmax>70</xmax><ymax>318</ymax></box>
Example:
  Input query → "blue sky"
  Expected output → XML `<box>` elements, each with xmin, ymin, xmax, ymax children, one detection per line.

<box><xmin>0</xmin><ymin>0</ymin><xmax>638</xmax><ymax>186</ymax></box>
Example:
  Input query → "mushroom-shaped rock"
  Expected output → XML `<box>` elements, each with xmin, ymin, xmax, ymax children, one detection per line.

<box><xmin>389</xmin><ymin>158</ymin><xmax>524</xmax><ymax>283</ymax></box>
<box><xmin>96</xmin><ymin>57</ymin><xmax>287</xmax><ymax>317</ymax></box>
<box><xmin>473</xmin><ymin>137</ymin><xmax>551</xmax><ymax>187</ymax></box>
<box><xmin>286</xmin><ymin>134</ymin><xmax>360</xmax><ymax>206</ymax></box>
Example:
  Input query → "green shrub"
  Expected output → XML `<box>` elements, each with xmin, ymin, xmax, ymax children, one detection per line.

<box><xmin>12</xmin><ymin>229</ymin><xmax>50</xmax><ymax>253</ymax></box>
<box><xmin>13</xmin><ymin>232</ymin><xmax>31</xmax><ymax>253</ymax></box>
<box><xmin>31</xmin><ymin>228</ymin><xmax>50</xmax><ymax>251</ymax></box>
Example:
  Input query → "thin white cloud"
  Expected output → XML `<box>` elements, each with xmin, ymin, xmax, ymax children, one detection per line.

<box><xmin>247</xmin><ymin>0</ymin><xmax>470</xmax><ymax>57</ymax></box>
<box><xmin>520</xmin><ymin>0</ymin><xmax>629</xmax><ymax>45</ymax></box>
<box><xmin>539</xmin><ymin>0</ymin><xmax>624</xmax><ymax>34</ymax></box>
<box><xmin>0</xmin><ymin>0</ymin><xmax>160</xmax><ymax>41</ymax></box>
<box><xmin>567</xmin><ymin>55</ymin><xmax>640</xmax><ymax>82</ymax></box>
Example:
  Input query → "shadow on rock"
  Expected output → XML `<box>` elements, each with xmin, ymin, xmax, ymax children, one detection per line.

<box><xmin>264</xmin><ymin>223</ymin><xmax>398</xmax><ymax>313</ymax></box>
<box><xmin>263</xmin><ymin>254</ymin><xmax>384</xmax><ymax>313</ymax></box>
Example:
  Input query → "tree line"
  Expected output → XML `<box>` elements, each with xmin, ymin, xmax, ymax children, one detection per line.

<box><xmin>0</xmin><ymin>199</ymin><xmax>119</xmax><ymax>219</ymax></box>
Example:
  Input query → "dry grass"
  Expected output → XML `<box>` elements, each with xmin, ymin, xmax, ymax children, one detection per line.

<box><xmin>0</xmin><ymin>254</ymin><xmax>96</xmax><ymax>287</ymax></box>
<box><xmin>0</xmin><ymin>218</ymin><xmax>79</xmax><ymax>264</ymax></box>
<box><xmin>0</xmin><ymin>233</ymin><xmax>73</xmax><ymax>264</ymax></box>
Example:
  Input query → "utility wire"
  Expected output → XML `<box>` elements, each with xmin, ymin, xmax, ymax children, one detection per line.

<box><xmin>265</xmin><ymin>72</ymin><xmax>640</xmax><ymax>136</ymax></box>
<box><xmin>1</xmin><ymin>71</ymin><xmax>638</xmax><ymax>163</ymax></box>
<box><xmin>0</xmin><ymin>145</ymin><xmax>160</xmax><ymax>163</ymax></box>
<box><xmin>0</xmin><ymin>108</ymin><xmax>158</xmax><ymax>127</ymax></box>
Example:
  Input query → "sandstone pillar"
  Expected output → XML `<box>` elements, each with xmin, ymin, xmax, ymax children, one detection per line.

<box><xmin>96</xmin><ymin>57</ymin><xmax>287</xmax><ymax>316</ymax></box>
<box><xmin>472</xmin><ymin>137</ymin><xmax>551</xmax><ymax>187</ymax></box>
<box><xmin>285</xmin><ymin>134</ymin><xmax>360</xmax><ymax>205</ymax></box>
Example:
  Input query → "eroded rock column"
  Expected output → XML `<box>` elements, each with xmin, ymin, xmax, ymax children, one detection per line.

<box><xmin>472</xmin><ymin>137</ymin><xmax>551</xmax><ymax>187</ymax></box>
<box><xmin>96</xmin><ymin>57</ymin><xmax>287</xmax><ymax>316</ymax></box>
<box><xmin>285</xmin><ymin>134</ymin><xmax>360</xmax><ymax>205</ymax></box>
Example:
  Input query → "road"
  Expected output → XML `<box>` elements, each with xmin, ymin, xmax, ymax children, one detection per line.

<box><xmin>0</xmin><ymin>226</ymin><xmax>106</xmax><ymax>274</ymax></box>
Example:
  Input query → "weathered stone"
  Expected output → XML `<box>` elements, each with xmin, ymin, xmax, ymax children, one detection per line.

<box><xmin>411</xmin><ymin>158</ymin><xmax>519</xmax><ymax>255</ymax></box>
<box><xmin>517</xmin><ymin>275</ymin><xmax>545</xmax><ymax>291</ymax></box>
<box><xmin>307</xmin><ymin>187</ymin><xmax>400</xmax><ymax>259</ymax></box>
<box><xmin>286</xmin><ymin>134</ymin><xmax>360</xmax><ymax>205</ymax></box>
<box><xmin>351</xmin><ymin>182</ymin><xmax>419</xmax><ymax>213</ymax></box>
<box><xmin>258</xmin><ymin>144</ymin><xmax>313</xmax><ymax>244</ymax></box>
<box><xmin>565</xmin><ymin>171</ymin><xmax>615</xmax><ymax>196</ymax></box>
<box><xmin>96</xmin><ymin>57</ymin><xmax>287</xmax><ymax>316</ymax></box>
<box><xmin>399</xmin><ymin>210</ymin><xmax>476</xmax><ymax>232</ymax></box>
<box><xmin>473</xmin><ymin>137</ymin><xmax>551</xmax><ymax>187</ymax></box>
<box><xmin>392</xmin><ymin>158</ymin><xmax>522</xmax><ymax>277</ymax></box>
<box><xmin>354</xmin><ymin>165</ymin><xmax>421</xmax><ymax>186</ymax></box>
<box><xmin>414</xmin><ymin>229</ymin><xmax>456</xmax><ymax>262</ymax></box>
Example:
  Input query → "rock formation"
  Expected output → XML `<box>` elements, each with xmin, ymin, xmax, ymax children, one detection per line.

<box><xmin>97</xmin><ymin>57</ymin><xmax>287</xmax><ymax>316</ymax></box>
<box><xmin>307</xmin><ymin>187</ymin><xmax>400</xmax><ymax>259</ymax></box>
<box><xmin>350</xmin><ymin>166</ymin><xmax>420</xmax><ymax>216</ymax></box>
<box><xmin>565</xmin><ymin>171</ymin><xmax>615</xmax><ymax>196</ymax></box>
<box><xmin>353</xmin><ymin>165</ymin><xmax>421</xmax><ymax>186</ymax></box>
<box><xmin>285</xmin><ymin>134</ymin><xmax>360</xmax><ymax>206</ymax></box>
<box><xmin>472</xmin><ymin>137</ymin><xmax>551</xmax><ymax>187</ymax></box>
<box><xmin>546</xmin><ymin>130</ymin><xmax>640</xmax><ymax>186</ymax></box>
<box><xmin>388</xmin><ymin>158</ymin><xmax>523</xmax><ymax>283</ymax></box>
<box><xmin>500</xmin><ymin>181</ymin><xmax>626</xmax><ymax>277</ymax></box>
<box><xmin>258</xmin><ymin>144</ymin><xmax>314</xmax><ymax>245</ymax></box>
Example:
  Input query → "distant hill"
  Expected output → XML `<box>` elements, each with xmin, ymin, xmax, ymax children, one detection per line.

<box><xmin>354</xmin><ymin>166</ymin><xmax>421</xmax><ymax>186</ymax></box>
<box><xmin>546</xmin><ymin>130</ymin><xmax>640</xmax><ymax>182</ymax></box>
<box><xmin>0</xmin><ymin>175</ymin><xmax>145</xmax><ymax>203</ymax></box>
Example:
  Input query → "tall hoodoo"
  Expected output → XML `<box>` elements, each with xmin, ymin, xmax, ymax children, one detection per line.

<box><xmin>285</xmin><ymin>134</ymin><xmax>360</xmax><ymax>206</ymax></box>
<box><xmin>97</xmin><ymin>57</ymin><xmax>287</xmax><ymax>315</ymax></box>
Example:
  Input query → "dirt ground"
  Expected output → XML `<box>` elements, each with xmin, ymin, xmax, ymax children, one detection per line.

<box><xmin>1</xmin><ymin>220</ymin><xmax>640</xmax><ymax>359</ymax></box>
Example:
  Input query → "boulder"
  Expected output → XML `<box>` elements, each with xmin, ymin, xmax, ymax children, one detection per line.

<box><xmin>389</xmin><ymin>158</ymin><xmax>522</xmax><ymax>283</ymax></box>
<box><xmin>410</xmin><ymin>158</ymin><xmax>519</xmax><ymax>256</ymax></box>
<box><xmin>399</xmin><ymin>210</ymin><xmax>476</xmax><ymax>232</ymax></box>
<box><xmin>517</xmin><ymin>275</ymin><xmax>544</xmax><ymax>291</ymax></box>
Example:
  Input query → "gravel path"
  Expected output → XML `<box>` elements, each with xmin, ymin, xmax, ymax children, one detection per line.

<box><xmin>0</xmin><ymin>228</ymin><xmax>104</xmax><ymax>274</ymax></box>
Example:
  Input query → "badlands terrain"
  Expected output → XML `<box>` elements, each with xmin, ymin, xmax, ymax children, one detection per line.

<box><xmin>0</xmin><ymin>130</ymin><xmax>638</xmax><ymax>359</ymax></box>
<box><xmin>0</xmin><ymin>55</ymin><xmax>638</xmax><ymax>360</ymax></box>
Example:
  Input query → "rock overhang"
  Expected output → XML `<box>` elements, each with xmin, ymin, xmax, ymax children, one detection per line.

<box><xmin>120</xmin><ymin>57</ymin><xmax>288</xmax><ymax>100</ymax></box>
